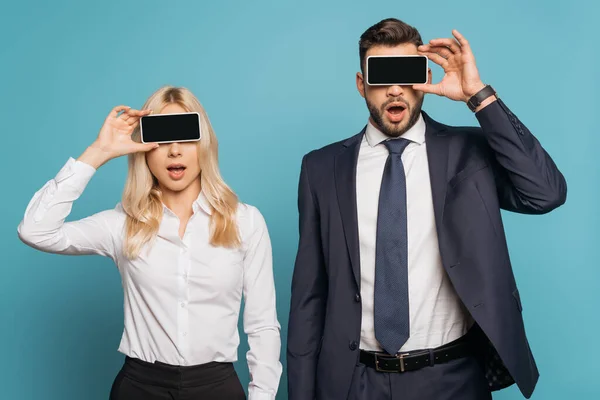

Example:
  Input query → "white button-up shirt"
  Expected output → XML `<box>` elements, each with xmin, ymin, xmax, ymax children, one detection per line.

<box><xmin>356</xmin><ymin>115</ymin><xmax>473</xmax><ymax>353</ymax></box>
<box><xmin>17</xmin><ymin>157</ymin><xmax>282</xmax><ymax>400</ymax></box>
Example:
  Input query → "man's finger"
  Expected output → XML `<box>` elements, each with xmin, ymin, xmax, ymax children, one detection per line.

<box><xmin>419</xmin><ymin>44</ymin><xmax>450</xmax><ymax>56</ymax></box>
<box><xmin>412</xmin><ymin>83</ymin><xmax>442</xmax><ymax>96</ymax></box>
<box><xmin>452</xmin><ymin>30</ymin><xmax>471</xmax><ymax>52</ymax></box>
<box><xmin>425</xmin><ymin>45</ymin><xmax>453</xmax><ymax>60</ymax></box>
<box><xmin>428</xmin><ymin>38</ymin><xmax>460</xmax><ymax>54</ymax></box>
<box><xmin>419</xmin><ymin>51</ymin><xmax>447</xmax><ymax>67</ymax></box>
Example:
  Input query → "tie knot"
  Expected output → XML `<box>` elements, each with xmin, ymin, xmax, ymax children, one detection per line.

<box><xmin>384</xmin><ymin>138</ymin><xmax>411</xmax><ymax>155</ymax></box>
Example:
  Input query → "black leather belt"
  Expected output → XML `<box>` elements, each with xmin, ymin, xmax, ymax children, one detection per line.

<box><xmin>359</xmin><ymin>337</ymin><xmax>472</xmax><ymax>373</ymax></box>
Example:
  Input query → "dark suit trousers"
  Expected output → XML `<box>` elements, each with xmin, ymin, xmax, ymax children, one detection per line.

<box><xmin>109</xmin><ymin>356</ymin><xmax>246</xmax><ymax>400</ymax></box>
<box><xmin>349</xmin><ymin>348</ymin><xmax>491</xmax><ymax>400</ymax></box>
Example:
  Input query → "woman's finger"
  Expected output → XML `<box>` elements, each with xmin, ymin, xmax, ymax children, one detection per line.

<box><xmin>126</xmin><ymin>108</ymin><xmax>151</xmax><ymax>117</ymax></box>
<box><xmin>109</xmin><ymin>105</ymin><xmax>130</xmax><ymax>119</ymax></box>
<box><xmin>135</xmin><ymin>142</ymin><xmax>160</xmax><ymax>153</ymax></box>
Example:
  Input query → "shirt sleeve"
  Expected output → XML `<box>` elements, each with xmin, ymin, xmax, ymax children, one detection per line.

<box><xmin>17</xmin><ymin>157</ymin><xmax>118</xmax><ymax>260</ymax></box>
<box><xmin>242</xmin><ymin>205</ymin><xmax>283</xmax><ymax>400</ymax></box>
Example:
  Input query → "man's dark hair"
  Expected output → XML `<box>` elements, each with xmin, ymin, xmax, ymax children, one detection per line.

<box><xmin>358</xmin><ymin>18</ymin><xmax>423</xmax><ymax>72</ymax></box>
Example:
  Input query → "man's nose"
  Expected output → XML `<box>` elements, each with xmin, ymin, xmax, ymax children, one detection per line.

<box><xmin>387</xmin><ymin>85</ymin><xmax>404</xmax><ymax>97</ymax></box>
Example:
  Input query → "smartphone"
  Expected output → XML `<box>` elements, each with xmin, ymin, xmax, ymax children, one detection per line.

<box><xmin>140</xmin><ymin>112</ymin><xmax>201</xmax><ymax>144</ymax></box>
<box><xmin>366</xmin><ymin>55</ymin><xmax>428</xmax><ymax>86</ymax></box>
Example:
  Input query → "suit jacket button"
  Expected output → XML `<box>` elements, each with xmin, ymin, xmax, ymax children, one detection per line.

<box><xmin>349</xmin><ymin>341</ymin><xmax>358</xmax><ymax>351</ymax></box>
<box><xmin>355</xmin><ymin>293</ymin><xmax>361</xmax><ymax>302</ymax></box>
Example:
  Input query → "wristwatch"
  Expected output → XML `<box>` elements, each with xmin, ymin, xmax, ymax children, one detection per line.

<box><xmin>466</xmin><ymin>85</ymin><xmax>497</xmax><ymax>112</ymax></box>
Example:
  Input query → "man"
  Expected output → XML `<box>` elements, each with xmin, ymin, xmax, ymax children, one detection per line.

<box><xmin>287</xmin><ymin>18</ymin><xmax>566</xmax><ymax>400</ymax></box>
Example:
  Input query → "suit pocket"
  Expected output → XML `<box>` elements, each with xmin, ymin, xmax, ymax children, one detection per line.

<box><xmin>512</xmin><ymin>288</ymin><xmax>523</xmax><ymax>312</ymax></box>
<box><xmin>448</xmin><ymin>163</ymin><xmax>489</xmax><ymax>190</ymax></box>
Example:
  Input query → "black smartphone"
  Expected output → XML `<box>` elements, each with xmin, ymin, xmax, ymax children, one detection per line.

<box><xmin>140</xmin><ymin>112</ymin><xmax>201</xmax><ymax>144</ymax></box>
<box><xmin>366</xmin><ymin>55</ymin><xmax>428</xmax><ymax>86</ymax></box>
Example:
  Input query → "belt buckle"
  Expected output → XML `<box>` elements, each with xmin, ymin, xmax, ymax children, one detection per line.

<box><xmin>396</xmin><ymin>353</ymin><xmax>409</xmax><ymax>372</ymax></box>
<box><xmin>374</xmin><ymin>352</ymin><xmax>409</xmax><ymax>373</ymax></box>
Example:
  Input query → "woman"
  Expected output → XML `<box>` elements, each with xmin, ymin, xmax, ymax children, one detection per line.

<box><xmin>17</xmin><ymin>86</ymin><xmax>282</xmax><ymax>400</ymax></box>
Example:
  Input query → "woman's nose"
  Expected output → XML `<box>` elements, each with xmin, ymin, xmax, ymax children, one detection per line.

<box><xmin>168</xmin><ymin>142</ymin><xmax>181</xmax><ymax>157</ymax></box>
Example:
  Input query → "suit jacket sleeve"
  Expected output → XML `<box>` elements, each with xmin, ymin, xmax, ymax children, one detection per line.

<box><xmin>475</xmin><ymin>98</ymin><xmax>567</xmax><ymax>214</ymax></box>
<box><xmin>287</xmin><ymin>154</ymin><xmax>328</xmax><ymax>400</ymax></box>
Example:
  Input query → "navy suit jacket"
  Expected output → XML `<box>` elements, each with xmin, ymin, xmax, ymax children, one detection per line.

<box><xmin>287</xmin><ymin>99</ymin><xmax>567</xmax><ymax>399</ymax></box>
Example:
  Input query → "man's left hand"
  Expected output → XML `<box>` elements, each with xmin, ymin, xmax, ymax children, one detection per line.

<box><xmin>413</xmin><ymin>30</ymin><xmax>488</xmax><ymax>104</ymax></box>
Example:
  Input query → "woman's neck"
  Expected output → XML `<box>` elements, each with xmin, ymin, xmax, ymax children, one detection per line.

<box><xmin>160</xmin><ymin>178</ymin><xmax>202</xmax><ymax>220</ymax></box>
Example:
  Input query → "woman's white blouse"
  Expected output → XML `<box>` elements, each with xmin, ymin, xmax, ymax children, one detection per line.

<box><xmin>17</xmin><ymin>157</ymin><xmax>282</xmax><ymax>400</ymax></box>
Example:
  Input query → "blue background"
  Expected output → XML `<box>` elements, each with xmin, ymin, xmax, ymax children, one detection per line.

<box><xmin>1</xmin><ymin>0</ymin><xmax>597</xmax><ymax>398</ymax></box>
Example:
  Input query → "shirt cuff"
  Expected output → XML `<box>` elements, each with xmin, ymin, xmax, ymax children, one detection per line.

<box><xmin>248</xmin><ymin>386</ymin><xmax>276</xmax><ymax>400</ymax></box>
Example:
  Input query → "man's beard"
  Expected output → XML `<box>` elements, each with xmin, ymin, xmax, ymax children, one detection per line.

<box><xmin>367</xmin><ymin>95</ymin><xmax>423</xmax><ymax>138</ymax></box>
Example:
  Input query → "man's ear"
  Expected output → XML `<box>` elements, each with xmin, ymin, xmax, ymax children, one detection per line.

<box><xmin>357</xmin><ymin>71</ymin><xmax>366</xmax><ymax>98</ymax></box>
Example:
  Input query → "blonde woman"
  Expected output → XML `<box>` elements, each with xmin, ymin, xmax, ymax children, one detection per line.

<box><xmin>17</xmin><ymin>86</ymin><xmax>282</xmax><ymax>400</ymax></box>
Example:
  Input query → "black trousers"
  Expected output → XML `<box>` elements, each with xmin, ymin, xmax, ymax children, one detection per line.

<box><xmin>109</xmin><ymin>356</ymin><xmax>246</xmax><ymax>400</ymax></box>
<box><xmin>349</xmin><ymin>332</ymin><xmax>492</xmax><ymax>400</ymax></box>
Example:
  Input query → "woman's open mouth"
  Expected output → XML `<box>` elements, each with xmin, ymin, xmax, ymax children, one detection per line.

<box><xmin>167</xmin><ymin>164</ymin><xmax>186</xmax><ymax>180</ymax></box>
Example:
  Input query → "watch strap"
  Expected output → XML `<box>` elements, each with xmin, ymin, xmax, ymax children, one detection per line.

<box><xmin>467</xmin><ymin>85</ymin><xmax>497</xmax><ymax>112</ymax></box>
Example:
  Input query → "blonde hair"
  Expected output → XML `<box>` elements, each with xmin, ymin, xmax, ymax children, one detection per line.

<box><xmin>121</xmin><ymin>86</ymin><xmax>241</xmax><ymax>259</ymax></box>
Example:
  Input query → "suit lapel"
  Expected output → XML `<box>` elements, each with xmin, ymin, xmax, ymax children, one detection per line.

<box><xmin>423</xmin><ymin>111</ymin><xmax>450</xmax><ymax>233</ymax></box>
<box><xmin>334</xmin><ymin>128</ymin><xmax>365</xmax><ymax>288</ymax></box>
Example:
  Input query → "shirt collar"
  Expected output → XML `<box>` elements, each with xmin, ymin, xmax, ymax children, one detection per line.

<box><xmin>193</xmin><ymin>191</ymin><xmax>213</xmax><ymax>215</ymax></box>
<box><xmin>365</xmin><ymin>112</ymin><xmax>426</xmax><ymax>148</ymax></box>
<box><xmin>162</xmin><ymin>190</ymin><xmax>213</xmax><ymax>216</ymax></box>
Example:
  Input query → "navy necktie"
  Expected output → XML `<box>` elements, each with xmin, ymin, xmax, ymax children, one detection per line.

<box><xmin>374</xmin><ymin>138</ymin><xmax>411</xmax><ymax>355</ymax></box>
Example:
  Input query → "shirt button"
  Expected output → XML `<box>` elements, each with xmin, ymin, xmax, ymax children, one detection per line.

<box><xmin>355</xmin><ymin>293</ymin><xmax>361</xmax><ymax>302</ymax></box>
<box><xmin>349</xmin><ymin>341</ymin><xmax>358</xmax><ymax>351</ymax></box>
<box><xmin>183</xmin><ymin>332</ymin><xmax>187</xmax><ymax>337</ymax></box>
<box><xmin>180</xmin><ymin>302</ymin><xmax>185</xmax><ymax>308</ymax></box>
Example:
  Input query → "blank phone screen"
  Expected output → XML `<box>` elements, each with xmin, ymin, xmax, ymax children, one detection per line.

<box><xmin>140</xmin><ymin>113</ymin><xmax>201</xmax><ymax>143</ymax></box>
<box><xmin>367</xmin><ymin>56</ymin><xmax>428</xmax><ymax>85</ymax></box>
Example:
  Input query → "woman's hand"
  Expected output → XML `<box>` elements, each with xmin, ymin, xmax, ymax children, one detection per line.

<box><xmin>79</xmin><ymin>105</ymin><xmax>158</xmax><ymax>169</ymax></box>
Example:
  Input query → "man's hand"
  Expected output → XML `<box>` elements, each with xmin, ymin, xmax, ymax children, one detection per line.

<box><xmin>413</xmin><ymin>30</ymin><xmax>495</xmax><ymax>110</ymax></box>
